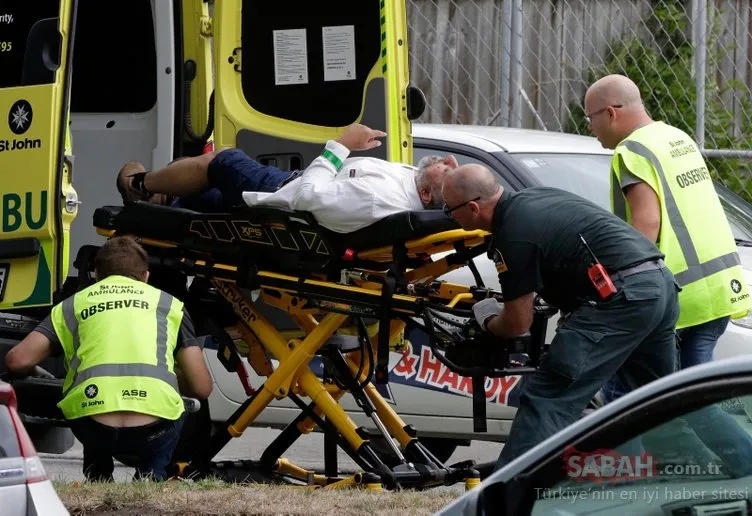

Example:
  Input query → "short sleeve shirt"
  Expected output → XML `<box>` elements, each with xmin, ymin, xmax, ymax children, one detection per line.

<box><xmin>488</xmin><ymin>187</ymin><xmax>664</xmax><ymax>312</ymax></box>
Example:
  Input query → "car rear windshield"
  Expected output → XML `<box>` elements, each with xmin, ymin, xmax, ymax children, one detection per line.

<box><xmin>0</xmin><ymin>406</ymin><xmax>21</xmax><ymax>458</ymax></box>
<box><xmin>510</xmin><ymin>152</ymin><xmax>613</xmax><ymax>210</ymax></box>
<box><xmin>510</xmin><ymin>151</ymin><xmax>752</xmax><ymax>242</ymax></box>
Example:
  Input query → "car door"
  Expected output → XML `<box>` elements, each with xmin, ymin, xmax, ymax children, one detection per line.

<box><xmin>441</xmin><ymin>367</ymin><xmax>752</xmax><ymax>515</ymax></box>
<box><xmin>0</xmin><ymin>0</ymin><xmax>78</xmax><ymax>310</ymax></box>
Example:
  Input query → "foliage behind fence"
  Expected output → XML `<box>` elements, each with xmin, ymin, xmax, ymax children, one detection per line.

<box><xmin>407</xmin><ymin>0</ymin><xmax>752</xmax><ymax>202</ymax></box>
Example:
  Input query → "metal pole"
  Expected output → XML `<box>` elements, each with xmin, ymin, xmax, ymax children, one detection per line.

<box><xmin>500</xmin><ymin>0</ymin><xmax>513</xmax><ymax>127</ymax></box>
<box><xmin>702</xmin><ymin>150</ymin><xmax>752</xmax><ymax>159</ymax></box>
<box><xmin>511</xmin><ymin>0</ymin><xmax>523</xmax><ymax>128</ymax></box>
<box><xmin>693</xmin><ymin>0</ymin><xmax>707</xmax><ymax>149</ymax></box>
<box><xmin>520</xmin><ymin>88</ymin><xmax>547</xmax><ymax>130</ymax></box>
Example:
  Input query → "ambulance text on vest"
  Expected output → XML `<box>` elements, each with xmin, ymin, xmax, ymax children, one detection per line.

<box><xmin>80</xmin><ymin>299</ymin><xmax>150</xmax><ymax>320</ymax></box>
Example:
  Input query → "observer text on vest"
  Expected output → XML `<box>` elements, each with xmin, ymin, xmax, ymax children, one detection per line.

<box><xmin>80</xmin><ymin>299</ymin><xmax>150</xmax><ymax>320</ymax></box>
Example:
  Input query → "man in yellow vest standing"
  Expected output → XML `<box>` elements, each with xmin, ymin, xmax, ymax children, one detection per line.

<box><xmin>5</xmin><ymin>236</ymin><xmax>213</xmax><ymax>482</ymax></box>
<box><xmin>584</xmin><ymin>74</ymin><xmax>751</xmax><ymax>402</ymax></box>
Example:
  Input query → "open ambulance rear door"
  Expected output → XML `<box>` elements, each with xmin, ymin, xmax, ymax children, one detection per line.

<box><xmin>0</xmin><ymin>0</ymin><xmax>78</xmax><ymax>312</ymax></box>
<box><xmin>205</xmin><ymin>0</ymin><xmax>426</xmax><ymax>413</ymax></box>
<box><xmin>211</xmin><ymin>0</ymin><xmax>421</xmax><ymax>168</ymax></box>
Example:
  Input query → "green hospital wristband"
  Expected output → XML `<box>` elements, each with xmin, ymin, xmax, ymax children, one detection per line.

<box><xmin>321</xmin><ymin>149</ymin><xmax>344</xmax><ymax>171</ymax></box>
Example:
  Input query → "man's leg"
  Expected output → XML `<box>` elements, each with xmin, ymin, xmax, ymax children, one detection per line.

<box><xmin>133</xmin><ymin>150</ymin><xmax>292</xmax><ymax>207</ymax></box>
<box><xmin>602</xmin><ymin>316</ymin><xmax>729</xmax><ymax>405</ymax></box>
<box><xmin>496</xmin><ymin>271</ymin><xmax>677</xmax><ymax>470</ymax></box>
<box><xmin>70</xmin><ymin>419</ymin><xmax>116</xmax><ymax>482</ymax></box>
<box><xmin>677</xmin><ymin>316</ymin><xmax>730</xmax><ymax>369</ymax></box>
<box><xmin>198</xmin><ymin>149</ymin><xmax>293</xmax><ymax>207</ymax></box>
<box><xmin>118</xmin><ymin>415</ymin><xmax>186</xmax><ymax>481</ymax></box>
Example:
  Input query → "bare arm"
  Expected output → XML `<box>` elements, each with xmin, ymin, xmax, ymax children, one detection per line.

<box><xmin>175</xmin><ymin>347</ymin><xmax>213</xmax><ymax>399</ymax></box>
<box><xmin>624</xmin><ymin>182</ymin><xmax>661</xmax><ymax>243</ymax></box>
<box><xmin>486</xmin><ymin>292</ymin><xmax>536</xmax><ymax>337</ymax></box>
<box><xmin>5</xmin><ymin>331</ymin><xmax>54</xmax><ymax>375</ymax></box>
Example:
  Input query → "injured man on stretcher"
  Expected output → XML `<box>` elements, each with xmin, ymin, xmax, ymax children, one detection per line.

<box><xmin>116</xmin><ymin>124</ymin><xmax>458</xmax><ymax>234</ymax></box>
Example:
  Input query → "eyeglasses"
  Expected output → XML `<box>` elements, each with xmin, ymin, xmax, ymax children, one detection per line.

<box><xmin>584</xmin><ymin>104</ymin><xmax>623</xmax><ymax>125</ymax></box>
<box><xmin>443</xmin><ymin>196</ymin><xmax>481</xmax><ymax>215</ymax></box>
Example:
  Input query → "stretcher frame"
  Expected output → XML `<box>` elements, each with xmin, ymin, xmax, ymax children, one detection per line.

<box><xmin>84</xmin><ymin>202</ymin><xmax>553</xmax><ymax>490</ymax></box>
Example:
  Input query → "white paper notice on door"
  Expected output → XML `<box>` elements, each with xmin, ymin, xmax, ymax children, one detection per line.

<box><xmin>273</xmin><ymin>28</ymin><xmax>309</xmax><ymax>85</ymax></box>
<box><xmin>322</xmin><ymin>25</ymin><xmax>356</xmax><ymax>82</ymax></box>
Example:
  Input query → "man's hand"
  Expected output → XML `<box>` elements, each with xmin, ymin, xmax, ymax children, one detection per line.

<box><xmin>472</xmin><ymin>298</ymin><xmax>504</xmax><ymax>330</ymax></box>
<box><xmin>336</xmin><ymin>124</ymin><xmax>387</xmax><ymax>151</ymax></box>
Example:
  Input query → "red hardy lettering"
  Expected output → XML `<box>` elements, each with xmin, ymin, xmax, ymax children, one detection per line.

<box><xmin>394</xmin><ymin>344</ymin><xmax>418</xmax><ymax>378</ymax></box>
<box><xmin>417</xmin><ymin>347</ymin><xmax>443</xmax><ymax>385</ymax></box>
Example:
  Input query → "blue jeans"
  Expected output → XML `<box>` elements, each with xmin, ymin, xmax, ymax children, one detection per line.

<box><xmin>172</xmin><ymin>149</ymin><xmax>294</xmax><ymax>212</ymax></box>
<box><xmin>495</xmin><ymin>266</ymin><xmax>679</xmax><ymax>471</ymax></box>
<box><xmin>70</xmin><ymin>413</ymin><xmax>186</xmax><ymax>482</ymax></box>
<box><xmin>601</xmin><ymin>315</ymin><xmax>730</xmax><ymax>403</ymax></box>
<box><xmin>677</xmin><ymin>315</ymin><xmax>730</xmax><ymax>369</ymax></box>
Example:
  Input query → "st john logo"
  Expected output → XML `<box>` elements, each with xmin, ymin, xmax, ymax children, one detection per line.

<box><xmin>8</xmin><ymin>100</ymin><xmax>32</xmax><ymax>135</ymax></box>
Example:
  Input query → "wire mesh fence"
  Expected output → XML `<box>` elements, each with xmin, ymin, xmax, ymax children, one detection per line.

<box><xmin>406</xmin><ymin>0</ymin><xmax>752</xmax><ymax>201</ymax></box>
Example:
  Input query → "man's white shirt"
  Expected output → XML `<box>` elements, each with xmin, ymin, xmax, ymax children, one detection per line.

<box><xmin>242</xmin><ymin>140</ymin><xmax>424</xmax><ymax>233</ymax></box>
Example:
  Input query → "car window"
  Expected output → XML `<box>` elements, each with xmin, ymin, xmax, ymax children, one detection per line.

<box><xmin>531</xmin><ymin>394</ymin><xmax>752</xmax><ymax>514</ymax></box>
<box><xmin>413</xmin><ymin>145</ymin><xmax>513</xmax><ymax>190</ymax></box>
<box><xmin>717</xmin><ymin>188</ymin><xmax>752</xmax><ymax>242</ymax></box>
<box><xmin>511</xmin><ymin>152</ymin><xmax>752</xmax><ymax>242</ymax></box>
<box><xmin>509</xmin><ymin>153</ymin><xmax>613</xmax><ymax>209</ymax></box>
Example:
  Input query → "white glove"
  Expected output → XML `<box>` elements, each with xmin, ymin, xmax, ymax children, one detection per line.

<box><xmin>472</xmin><ymin>298</ymin><xmax>504</xmax><ymax>330</ymax></box>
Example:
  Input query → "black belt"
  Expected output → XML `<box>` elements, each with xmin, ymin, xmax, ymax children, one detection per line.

<box><xmin>611</xmin><ymin>258</ymin><xmax>667</xmax><ymax>282</ymax></box>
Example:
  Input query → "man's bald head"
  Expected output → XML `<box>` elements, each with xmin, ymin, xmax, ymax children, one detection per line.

<box><xmin>585</xmin><ymin>74</ymin><xmax>644</xmax><ymax>110</ymax></box>
<box><xmin>443</xmin><ymin>164</ymin><xmax>500</xmax><ymax>202</ymax></box>
<box><xmin>442</xmin><ymin>164</ymin><xmax>502</xmax><ymax>231</ymax></box>
<box><xmin>584</xmin><ymin>74</ymin><xmax>653</xmax><ymax>149</ymax></box>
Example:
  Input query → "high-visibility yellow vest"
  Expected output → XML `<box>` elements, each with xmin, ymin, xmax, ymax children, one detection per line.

<box><xmin>610</xmin><ymin>121</ymin><xmax>751</xmax><ymax>329</ymax></box>
<box><xmin>50</xmin><ymin>275</ymin><xmax>185</xmax><ymax>420</ymax></box>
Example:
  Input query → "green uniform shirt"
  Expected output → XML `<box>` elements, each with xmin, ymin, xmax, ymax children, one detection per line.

<box><xmin>489</xmin><ymin>187</ymin><xmax>664</xmax><ymax>313</ymax></box>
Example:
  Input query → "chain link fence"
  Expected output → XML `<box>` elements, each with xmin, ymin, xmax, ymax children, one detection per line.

<box><xmin>407</xmin><ymin>0</ymin><xmax>752</xmax><ymax>201</ymax></box>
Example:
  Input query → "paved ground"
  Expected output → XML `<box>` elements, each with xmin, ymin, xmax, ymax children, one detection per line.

<box><xmin>41</xmin><ymin>426</ymin><xmax>503</xmax><ymax>487</ymax></box>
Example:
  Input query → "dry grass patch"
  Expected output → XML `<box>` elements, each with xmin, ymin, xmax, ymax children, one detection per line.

<box><xmin>54</xmin><ymin>478</ymin><xmax>464</xmax><ymax>515</ymax></box>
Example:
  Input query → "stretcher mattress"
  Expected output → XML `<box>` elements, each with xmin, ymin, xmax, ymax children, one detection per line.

<box><xmin>93</xmin><ymin>202</ymin><xmax>461</xmax><ymax>275</ymax></box>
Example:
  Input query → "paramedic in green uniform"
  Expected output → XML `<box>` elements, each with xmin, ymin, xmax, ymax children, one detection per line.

<box><xmin>5</xmin><ymin>236</ymin><xmax>213</xmax><ymax>482</ymax></box>
<box><xmin>441</xmin><ymin>164</ymin><xmax>680</xmax><ymax>471</ymax></box>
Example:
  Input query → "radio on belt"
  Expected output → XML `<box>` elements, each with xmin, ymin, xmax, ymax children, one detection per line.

<box><xmin>578</xmin><ymin>233</ymin><xmax>618</xmax><ymax>300</ymax></box>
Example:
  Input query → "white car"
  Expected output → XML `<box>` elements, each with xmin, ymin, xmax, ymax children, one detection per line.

<box><xmin>201</xmin><ymin>124</ymin><xmax>752</xmax><ymax>460</ymax></box>
<box><xmin>0</xmin><ymin>381</ymin><xmax>68</xmax><ymax>516</ymax></box>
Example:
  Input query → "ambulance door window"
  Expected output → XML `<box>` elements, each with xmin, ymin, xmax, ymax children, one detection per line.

<box><xmin>0</xmin><ymin>0</ymin><xmax>61</xmax><ymax>88</ymax></box>
<box><xmin>69</xmin><ymin>0</ymin><xmax>156</xmax><ymax>113</ymax></box>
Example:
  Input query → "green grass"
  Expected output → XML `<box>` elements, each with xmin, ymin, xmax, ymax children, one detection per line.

<box><xmin>53</xmin><ymin>478</ymin><xmax>464</xmax><ymax>515</ymax></box>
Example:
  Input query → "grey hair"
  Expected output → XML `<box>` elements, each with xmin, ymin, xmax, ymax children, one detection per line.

<box><xmin>415</xmin><ymin>155</ymin><xmax>446</xmax><ymax>188</ymax></box>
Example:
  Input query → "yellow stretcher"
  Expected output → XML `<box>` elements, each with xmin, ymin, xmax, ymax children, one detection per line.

<box><xmin>82</xmin><ymin>201</ymin><xmax>555</xmax><ymax>491</ymax></box>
